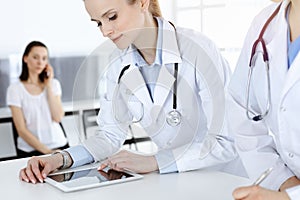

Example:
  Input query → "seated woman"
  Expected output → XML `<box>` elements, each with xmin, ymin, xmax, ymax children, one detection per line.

<box><xmin>6</xmin><ymin>41</ymin><xmax>68</xmax><ymax>158</ymax></box>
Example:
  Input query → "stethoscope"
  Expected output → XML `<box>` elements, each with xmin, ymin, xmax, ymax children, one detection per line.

<box><xmin>117</xmin><ymin>62</ymin><xmax>181</xmax><ymax>127</ymax></box>
<box><xmin>246</xmin><ymin>3</ymin><xmax>281</xmax><ymax>121</ymax></box>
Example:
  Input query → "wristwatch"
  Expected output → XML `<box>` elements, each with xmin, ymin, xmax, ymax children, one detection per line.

<box><xmin>52</xmin><ymin>150</ymin><xmax>71</xmax><ymax>170</ymax></box>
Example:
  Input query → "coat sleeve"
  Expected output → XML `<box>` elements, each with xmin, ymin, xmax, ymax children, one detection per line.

<box><xmin>227</xmin><ymin>5</ymin><xmax>295</xmax><ymax>190</ymax></box>
<box><xmin>83</xmin><ymin>57</ymin><xmax>129</xmax><ymax>162</ymax></box>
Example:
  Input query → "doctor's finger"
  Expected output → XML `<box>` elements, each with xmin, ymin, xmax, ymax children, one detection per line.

<box><xmin>19</xmin><ymin>168</ymin><xmax>30</xmax><ymax>182</ymax></box>
<box><xmin>98</xmin><ymin>160</ymin><xmax>109</xmax><ymax>170</ymax></box>
<box><xmin>111</xmin><ymin>161</ymin><xmax>130</xmax><ymax>172</ymax></box>
<box><xmin>233</xmin><ymin>186</ymin><xmax>254</xmax><ymax>199</ymax></box>
<box><xmin>29</xmin><ymin>158</ymin><xmax>44</xmax><ymax>183</ymax></box>
<box><xmin>107</xmin><ymin>156</ymin><xmax>129</xmax><ymax>167</ymax></box>
<box><xmin>41</xmin><ymin>163</ymin><xmax>54</xmax><ymax>179</ymax></box>
<box><xmin>104</xmin><ymin>158</ymin><xmax>127</xmax><ymax>171</ymax></box>
<box><xmin>24</xmin><ymin>166</ymin><xmax>39</xmax><ymax>184</ymax></box>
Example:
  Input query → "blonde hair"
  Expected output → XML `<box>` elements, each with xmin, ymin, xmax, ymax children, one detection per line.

<box><xmin>128</xmin><ymin>0</ymin><xmax>162</xmax><ymax>17</ymax></box>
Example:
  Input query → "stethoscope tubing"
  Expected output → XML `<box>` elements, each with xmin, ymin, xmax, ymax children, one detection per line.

<box><xmin>246</xmin><ymin>60</ymin><xmax>271</xmax><ymax>121</ymax></box>
<box><xmin>246</xmin><ymin>3</ymin><xmax>282</xmax><ymax>121</ymax></box>
<box><xmin>115</xmin><ymin>21</ymin><xmax>182</xmax><ymax>126</ymax></box>
<box><xmin>116</xmin><ymin>62</ymin><xmax>180</xmax><ymax>125</ymax></box>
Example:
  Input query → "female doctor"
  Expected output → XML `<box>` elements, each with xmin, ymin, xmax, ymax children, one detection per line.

<box><xmin>19</xmin><ymin>0</ymin><xmax>242</xmax><ymax>184</ymax></box>
<box><xmin>229</xmin><ymin>0</ymin><xmax>300</xmax><ymax>199</ymax></box>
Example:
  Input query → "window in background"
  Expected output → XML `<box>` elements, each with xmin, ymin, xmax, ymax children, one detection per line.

<box><xmin>174</xmin><ymin>0</ymin><xmax>272</xmax><ymax>70</ymax></box>
<box><xmin>0</xmin><ymin>0</ymin><xmax>274</xmax><ymax>107</ymax></box>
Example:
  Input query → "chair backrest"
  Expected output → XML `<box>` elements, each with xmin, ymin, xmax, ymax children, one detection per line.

<box><xmin>0</xmin><ymin>117</ymin><xmax>18</xmax><ymax>161</ymax></box>
<box><xmin>59</xmin><ymin>122</ymin><xmax>67</xmax><ymax>138</ymax></box>
<box><xmin>82</xmin><ymin>108</ymin><xmax>100</xmax><ymax>139</ymax></box>
<box><xmin>11</xmin><ymin>121</ymin><xmax>18</xmax><ymax>153</ymax></box>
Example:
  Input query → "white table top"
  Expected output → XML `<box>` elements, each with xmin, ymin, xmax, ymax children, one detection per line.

<box><xmin>0</xmin><ymin>100</ymin><xmax>100</xmax><ymax>119</ymax></box>
<box><xmin>0</xmin><ymin>158</ymin><xmax>251</xmax><ymax>200</ymax></box>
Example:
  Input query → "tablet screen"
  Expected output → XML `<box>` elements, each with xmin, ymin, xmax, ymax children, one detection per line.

<box><xmin>46</xmin><ymin>167</ymin><xmax>142</xmax><ymax>192</ymax></box>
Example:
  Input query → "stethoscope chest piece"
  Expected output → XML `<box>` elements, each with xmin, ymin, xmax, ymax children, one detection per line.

<box><xmin>166</xmin><ymin>110</ymin><xmax>182</xmax><ymax>126</ymax></box>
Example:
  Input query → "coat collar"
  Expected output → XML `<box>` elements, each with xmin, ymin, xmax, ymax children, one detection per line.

<box><xmin>275</xmin><ymin>0</ymin><xmax>300</xmax><ymax>99</ymax></box>
<box><xmin>260</xmin><ymin>1</ymin><xmax>300</xmax><ymax>100</ymax></box>
<box><xmin>120</xmin><ymin>17</ymin><xmax>182</xmax><ymax>67</ymax></box>
<box><xmin>265</xmin><ymin>1</ymin><xmax>288</xmax><ymax>83</ymax></box>
<box><xmin>118</xmin><ymin>18</ymin><xmax>181</xmax><ymax>113</ymax></box>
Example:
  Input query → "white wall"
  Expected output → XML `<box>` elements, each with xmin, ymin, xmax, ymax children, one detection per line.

<box><xmin>0</xmin><ymin>0</ymin><xmax>274</xmax><ymax>60</ymax></box>
<box><xmin>0</xmin><ymin>0</ymin><xmax>174</xmax><ymax>58</ymax></box>
<box><xmin>0</xmin><ymin>0</ymin><xmax>101</xmax><ymax>58</ymax></box>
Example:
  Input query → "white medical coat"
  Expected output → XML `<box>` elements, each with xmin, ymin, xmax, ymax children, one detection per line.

<box><xmin>228</xmin><ymin>1</ymin><xmax>300</xmax><ymax>196</ymax></box>
<box><xmin>84</xmin><ymin>18</ymin><xmax>244</xmax><ymax>175</ymax></box>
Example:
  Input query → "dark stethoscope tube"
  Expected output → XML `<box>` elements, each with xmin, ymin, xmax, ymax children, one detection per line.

<box><xmin>246</xmin><ymin>3</ymin><xmax>281</xmax><ymax>121</ymax></box>
<box><xmin>116</xmin><ymin>21</ymin><xmax>182</xmax><ymax>126</ymax></box>
<box><xmin>117</xmin><ymin>63</ymin><xmax>181</xmax><ymax>126</ymax></box>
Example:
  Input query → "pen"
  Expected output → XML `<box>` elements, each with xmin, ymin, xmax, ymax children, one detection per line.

<box><xmin>252</xmin><ymin>167</ymin><xmax>273</xmax><ymax>186</ymax></box>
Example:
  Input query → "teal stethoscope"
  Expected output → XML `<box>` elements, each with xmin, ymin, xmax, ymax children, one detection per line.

<box><xmin>246</xmin><ymin>3</ymin><xmax>281</xmax><ymax>121</ymax></box>
<box><xmin>117</xmin><ymin>62</ymin><xmax>181</xmax><ymax>127</ymax></box>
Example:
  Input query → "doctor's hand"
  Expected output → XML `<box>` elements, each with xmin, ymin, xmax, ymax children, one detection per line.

<box><xmin>19</xmin><ymin>154</ymin><xmax>63</xmax><ymax>184</ymax></box>
<box><xmin>99</xmin><ymin>150</ymin><xmax>158</xmax><ymax>174</ymax></box>
<box><xmin>232</xmin><ymin>185</ymin><xmax>290</xmax><ymax>200</ymax></box>
<box><xmin>98</xmin><ymin>169</ymin><xmax>124</xmax><ymax>180</ymax></box>
<box><xmin>279</xmin><ymin>176</ymin><xmax>300</xmax><ymax>191</ymax></box>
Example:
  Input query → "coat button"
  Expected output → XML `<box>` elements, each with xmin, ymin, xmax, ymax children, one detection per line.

<box><xmin>126</xmin><ymin>89</ymin><xmax>131</xmax><ymax>95</ymax></box>
<box><xmin>288</xmin><ymin>153</ymin><xmax>294</xmax><ymax>158</ymax></box>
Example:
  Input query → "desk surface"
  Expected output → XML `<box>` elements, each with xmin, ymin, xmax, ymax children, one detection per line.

<box><xmin>0</xmin><ymin>158</ymin><xmax>250</xmax><ymax>200</ymax></box>
<box><xmin>0</xmin><ymin>100</ymin><xmax>100</xmax><ymax>118</ymax></box>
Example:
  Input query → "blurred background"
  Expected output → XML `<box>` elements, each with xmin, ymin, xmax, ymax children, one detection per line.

<box><xmin>0</xmin><ymin>0</ymin><xmax>274</xmax><ymax>160</ymax></box>
<box><xmin>0</xmin><ymin>0</ymin><xmax>273</xmax><ymax>107</ymax></box>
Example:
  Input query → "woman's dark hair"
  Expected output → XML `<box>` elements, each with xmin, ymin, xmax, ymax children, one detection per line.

<box><xmin>19</xmin><ymin>41</ymin><xmax>48</xmax><ymax>82</ymax></box>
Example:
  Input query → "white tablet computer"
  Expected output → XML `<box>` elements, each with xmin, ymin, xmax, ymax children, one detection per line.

<box><xmin>45</xmin><ymin>167</ymin><xmax>143</xmax><ymax>192</ymax></box>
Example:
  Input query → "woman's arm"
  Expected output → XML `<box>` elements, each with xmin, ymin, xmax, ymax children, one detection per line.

<box><xmin>46</xmin><ymin>87</ymin><xmax>64</xmax><ymax>122</ymax></box>
<box><xmin>10</xmin><ymin>105</ymin><xmax>53</xmax><ymax>154</ymax></box>
<box><xmin>44</xmin><ymin>64</ymin><xmax>64</xmax><ymax>122</ymax></box>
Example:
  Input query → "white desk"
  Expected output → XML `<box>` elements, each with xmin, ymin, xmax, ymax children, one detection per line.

<box><xmin>0</xmin><ymin>100</ymin><xmax>100</xmax><ymax>119</ymax></box>
<box><xmin>0</xmin><ymin>158</ymin><xmax>251</xmax><ymax>200</ymax></box>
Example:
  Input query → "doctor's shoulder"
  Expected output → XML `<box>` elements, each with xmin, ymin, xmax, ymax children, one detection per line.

<box><xmin>176</xmin><ymin>26</ymin><xmax>230</xmax><ymax>80</ymax></box>
<box><xmin>176</xmin><ymin>26</ymin><xmax>217</xmax><ymax>54</ymax></box>
<box><xmin>247</xmin><ymin>2</ymin><xmax>281</xmax><ymax>36</ymax></box>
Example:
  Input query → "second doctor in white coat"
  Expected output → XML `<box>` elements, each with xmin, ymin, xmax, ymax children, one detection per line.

<box><xmin>20</xmin><ymin>0</ymin><xmax>244</xmax><ymax>183</ymax></box>
<box><xmin>229</xmin><ymin>0</ymin><xmax>300</xmax><ymax>199</ymax></box>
